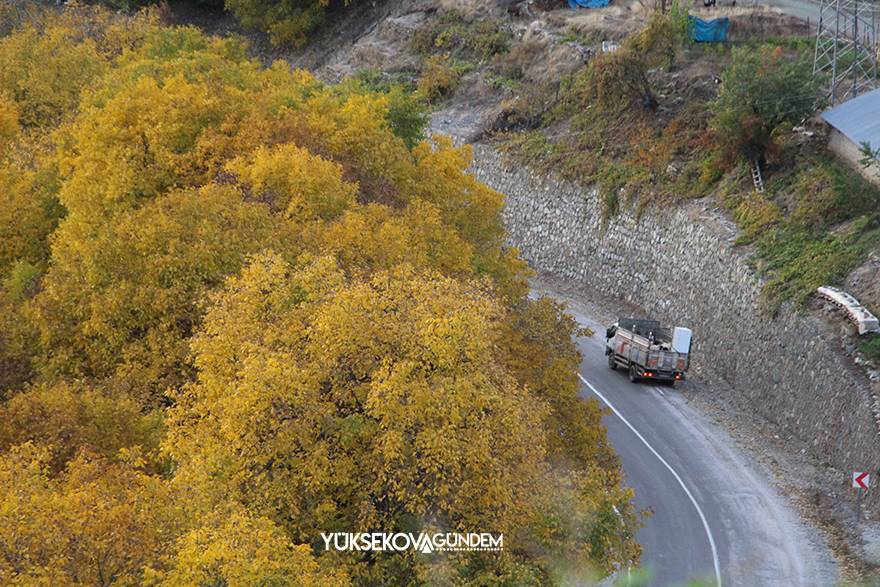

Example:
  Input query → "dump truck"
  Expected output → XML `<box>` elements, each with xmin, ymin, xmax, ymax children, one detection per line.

<box><xmin>605</xmin><ymin>318</ymin><xmax>692</xmax><ymax>385</ymax></box>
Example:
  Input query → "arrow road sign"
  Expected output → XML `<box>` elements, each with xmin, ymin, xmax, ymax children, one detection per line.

<box><xmin>853</xmin><ymin>472</ymin><xmax>871</xmax><ymax>490</ymax></box>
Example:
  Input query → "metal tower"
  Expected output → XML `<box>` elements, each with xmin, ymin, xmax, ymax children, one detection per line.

<box><xmin>813</xmin><ymin>0</ymin><xmax>880</xmax><ymax>104</ymax></box>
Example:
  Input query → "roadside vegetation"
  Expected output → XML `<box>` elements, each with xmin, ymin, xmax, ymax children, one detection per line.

<box><xmin>860</xmin><ymin>333</ymin><xmax>880</xmax><ymax>361</ymax></box>
<box><xmin>0</xmin><ymin>4</ymin><xmax>642</xmax><ymax>584</ymax></box>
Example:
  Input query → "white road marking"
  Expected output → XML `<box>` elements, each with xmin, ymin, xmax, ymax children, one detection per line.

<box><xmin>578</xmin><ymin>372</ymin><xmax>723</xmax><ymax>587</ymax></box>
<box><xmin>655</xmin><ymin>386</ymin><xmax>666</xmax><ymax>397</ymax></box>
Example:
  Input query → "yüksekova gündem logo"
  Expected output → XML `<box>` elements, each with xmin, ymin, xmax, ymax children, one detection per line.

<box><xmin>321</xmin><ymin>532</ymin><xmax>503</xmax><ymax>554</ymax></box>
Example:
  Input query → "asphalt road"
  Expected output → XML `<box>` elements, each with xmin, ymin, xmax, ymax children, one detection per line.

<box><xmin>549</xmin><ymin>294</ymin><xmax>837</xmax><ymax>587</ymax></box>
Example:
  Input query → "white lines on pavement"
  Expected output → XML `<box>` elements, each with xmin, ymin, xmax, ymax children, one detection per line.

<box><xmin>577</xmin><ymin>372</ymin><xmax>722</xmax><ymax>587</ymax></box>
<box><xmin>654</xmin><ymin>386</ymin><xmax>666</xmax><ymax>397</ymax></box>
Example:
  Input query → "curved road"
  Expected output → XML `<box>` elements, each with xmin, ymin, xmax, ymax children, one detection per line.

<box><xmin>546</xmin><ymin>291</ymin><xmax>837</xmax><ymax>587</ymax></box>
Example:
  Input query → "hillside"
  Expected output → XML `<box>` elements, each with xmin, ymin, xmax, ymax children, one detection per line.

<box><xmin>250</xmin><ymin>0</ymin><xmax>880</xmax><ymax>369</ymax></box>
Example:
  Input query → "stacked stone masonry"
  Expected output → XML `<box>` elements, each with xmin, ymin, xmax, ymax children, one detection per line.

<box><xmin>470</xmin><ymin>145</ymin><xmax>880</xmax><ymax>491</ymax></box>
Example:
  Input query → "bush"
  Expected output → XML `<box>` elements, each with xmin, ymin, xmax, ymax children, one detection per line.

<box><xmin>417</xmin><ymin>55</ymin><xmax>462</xmax><ymax>103</ymax></box>
<box><xmin>411</xmin><ymin>9</ymin><xmax>511</xmax><ymax>63</ymax></box>
<box><xmin>341</xmin><ymin>71</ymin><xmax>429</xmax><ymax>149</ymax></box>
<box><xmin>628</xmin><ymin>6</ymin><xmax>689</xmax><ymax>70</ymax></box>
<box><xmin>224</xmin><ymin>0</ymin><xmax>358</xmax><ymax>47</ymax></box>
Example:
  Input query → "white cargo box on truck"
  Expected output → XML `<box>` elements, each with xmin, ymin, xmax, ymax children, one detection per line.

<box><xmin>672</xmin><ymin>327</ymin><xmax>692</xmax><ymax>354</ymax></box>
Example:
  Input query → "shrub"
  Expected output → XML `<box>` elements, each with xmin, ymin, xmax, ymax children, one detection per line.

<box><xmin>411</xmin><ymin>9</ymin><xmax>511</xmax><ymax>63</ymax></box>
<box><xmin>341</xmin><ymin>71</ymin><xmax>429</xmax><ymax>149</ymax></box>
<box><xmin>628</xmin><ymin>6</ymin><xmax>689</xmax><ymax>70</ymax></box>
<box><xmin>569</xmin><ymin>49</ymin><xmax>658</xmax><ymax>115</ymax></box>
<box><xmin>417</xmin><ymin>55</ymin><xmax>462</xmax><ymax>103</ymax></box>
<box><xmin>224</xmin><ymin>0</ymin><xmax>358</xmax><ymax>47</ymax></box>
<box><xmin>859</xmin><ymin>333</ymin><xmax>880</xmax><ymax>361</ymax></box>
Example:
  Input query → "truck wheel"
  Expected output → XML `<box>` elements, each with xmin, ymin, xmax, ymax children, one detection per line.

<box><xmin>608</xmin><ymin>355</ymin><xmax>617</xmax><ymax>370</ymax></box>
<box><xmin>628</xmin><ymin>366</ymin><xmax>639</xmax><ymax>383</ymax></box>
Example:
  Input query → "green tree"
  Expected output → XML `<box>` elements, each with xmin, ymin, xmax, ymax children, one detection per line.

<box><xmin>711</xmin><ymin>45</ymin><xmax>822</xmax><ymax>166</ymax></box>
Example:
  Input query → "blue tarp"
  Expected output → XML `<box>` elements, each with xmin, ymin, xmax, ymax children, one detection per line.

<box><xmin>568</xmin><ymin>0</ymin><xmax>611</xmax><ymax>8</ymax></box>
<box><xmin>688</xmin><ymin>16</ymin><xmax>729</xmax><ymax>42</ymax></box>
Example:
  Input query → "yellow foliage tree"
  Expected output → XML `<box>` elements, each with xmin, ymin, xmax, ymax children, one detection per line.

<box><xmin>147</xmin><ymin>512</ymin><xmax>349</xmax><ymax>587</ymax></box>
<box><xmin>165</xmin><ymin>253</ymin><xmax>640</xmax><ymax>582</ymax></box>
<box><xmin>56</xmin><ymin>74</ymin><xmax>246</xmax><ymax>222</ymax></box>
<box><xmin>0</xmin><ymin>95</ymin><xmax>17</xmax><ymax>155</ymax></box>
<box><xmin>0</xmin><ymin>23</ymin><xmax>107</xmax><ymax>128</ymax></box>
<box><xmin>0</xmin><ymin>444</ymin><xmax>184</xmax><ymax>585</ymax></box>
<box><xmin>0</xmin><ymin>382</ymin><xmax>163</xmax><ymax>473</ymax></box>
<box><xmin>0</xmin><ymin>9</ymin><xmax>640</xmax><ymax>583</ymax></box>
<box><xmin>306</xmin><ymin>200</ymin><xmax>474</xmax><ymax>277</ymax></box>
<box><xmin>34</xmin><ymin>184</ymin><xmax>296</xmax><ymax>404</ymax></box>
<box><xmin>225</xmin><ymin>143</ymin><xmax>358</xmax><ymax>222</ymax></box>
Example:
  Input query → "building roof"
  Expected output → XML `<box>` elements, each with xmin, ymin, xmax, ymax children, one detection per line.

<box><xmin>821</xmin><ymin>88</ymin><xmax>880</xmax><ymax>150</ymax></box>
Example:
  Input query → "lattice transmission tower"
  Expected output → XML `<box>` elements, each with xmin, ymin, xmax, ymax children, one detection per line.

<box><xmin>813</xmin><ymin>0</ymin><xmax>880</xmax><ymax>104</ymax></box>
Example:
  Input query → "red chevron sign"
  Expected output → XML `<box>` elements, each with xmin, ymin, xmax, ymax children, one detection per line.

<box><xmin>853</xmin><ymin>472</ymin><xmax>870</xmax><ymax>490</ymax></box>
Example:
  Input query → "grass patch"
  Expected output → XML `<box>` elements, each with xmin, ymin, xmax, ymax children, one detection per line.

<box><xmin>755</xmin><ymin>222</ymin><xmax>879</xmax><ymax>311</ymax></box>
<box><xmin>859</xmin><ymin>333</ymin><xmax>880</xmax><ymax>361</ymax></box>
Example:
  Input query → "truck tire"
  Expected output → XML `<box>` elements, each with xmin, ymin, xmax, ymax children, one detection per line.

<box><xmin>628</xmin><ymin>366</ymin><xmax>639</xmax><ymax>383</ymax></box>
<box><xmin>608</xmin><ymin>354</ymin><xmax>617</xmax><ymax>370</ymax></box>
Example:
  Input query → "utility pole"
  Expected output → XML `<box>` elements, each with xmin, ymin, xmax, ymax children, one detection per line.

<box><xmin>813</xmin><ymin>0</ymin><xmax>880</xmax><ymax>104</ymax></box>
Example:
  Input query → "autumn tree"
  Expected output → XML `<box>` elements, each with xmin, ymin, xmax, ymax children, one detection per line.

<box><xmin>26</xmin><ymin>25</ymin><xmax>529</xmax><ymax>404</ymax></box>
<box><xmin>165</xmin><ymin>253</ymin><xmax>640</xmax><ymax>583</ymax></box>
<box><xmin>224</xmin><ymin>0</ymin><xmax>359</xmax><ymax>47</ymax></box>
<box><xmin>34</xmin><ymin>184</ymin><xmax>296</xmax><ymax>404</ymax></box>
<box><xmin>147</xmin><ymin>512</ymin><xmax>349</xmax><ymax>586</ymax></box>
<box><xmin>0</xmin><ymin>444</ymin><xmax>184</xmax><ymax>585</ymax></box>
<box><xmin>0</xmin><ymin>382</ymin><xmax>163</xmax><ymax>473</ymax></box>
<box><xmin>0</xmin><ymin>8</ymin><xmax>640</xmax><ymax>584</ymax></box>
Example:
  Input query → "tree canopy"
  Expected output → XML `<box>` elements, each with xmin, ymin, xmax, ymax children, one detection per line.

<box><xmin>0</xmin><ymin>6</ymin><xmax>640</xmax><ymax>584</ymax></box>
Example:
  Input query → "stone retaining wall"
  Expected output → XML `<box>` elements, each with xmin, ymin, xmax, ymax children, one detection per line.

<box><xmin>470</xmin><ymin>144</ymin><xmax>880</xmax><ymax>487</ymax></box>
